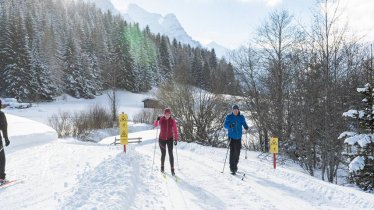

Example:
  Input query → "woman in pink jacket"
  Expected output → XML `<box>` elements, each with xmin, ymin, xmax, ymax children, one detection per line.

<box><xmin>154</xmin><ymin>108</ymin><xmax>178</xmax><ymax>175</ymax></box>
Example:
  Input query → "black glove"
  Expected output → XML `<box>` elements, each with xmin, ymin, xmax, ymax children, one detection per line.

<box><xmin>157</xmin><ymin>116</ymin><xmax>161</xmax><ymax>121</ymax></box>
<box><xmin>5</xmin><ymin>138</ymin><xmax>10</xmax><ymax>147</ymax></box>
<box><xmin>174</xmin><ymin>141</ymin><xmax>177</xmax><ymax>146</ymax></box>
<box><xmin>230</xmin><ymin>123</ymin><xmax>235</xmax><ymax>128</ymax></box>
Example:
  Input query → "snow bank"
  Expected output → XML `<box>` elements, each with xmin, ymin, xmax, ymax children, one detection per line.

<box><xmin>5</xmin><ymin>114</ymin><xmax>57</xmax><ymax>154</ymax></box>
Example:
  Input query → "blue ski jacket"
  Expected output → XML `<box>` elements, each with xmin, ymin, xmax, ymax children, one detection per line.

<box><xmin>224</xmin><ymin>112</ymin><xmax>249</xmax><ymax>140</ymax></box>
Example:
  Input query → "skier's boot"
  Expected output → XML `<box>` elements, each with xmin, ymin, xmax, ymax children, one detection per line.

<box><xmin>230</xmin><ymin>169</ymin><xmax>236</xmax><ymax>175</ymax></box>
<box><xmin>161</xmin><ymin>165</ymin><xmax>164</xmax><ymax>173</ymax></box>
<box><xmin>171</xmin><ymin>168</ymin><xmax>175</xmax><ymax>176</ymax></box>
<box><xmin>230</xmin><ymin>166</ymin><xmax>236</xmax><ymax>175</ymax></box>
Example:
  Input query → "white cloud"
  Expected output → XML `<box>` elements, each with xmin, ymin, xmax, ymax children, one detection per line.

<box><xmin>264</xmin><ymin>0</ymin><xmax>282</xmax><ymax>7</ymax></box>
<box><xmin>236</xmin><ymin>0</ymin><xmax>282</xmax><ymax>7</ymax></box>
<box><xmin>333</xmin><ymin>0</ymin><xmax>374</xmax><ymax>42</ymax></box>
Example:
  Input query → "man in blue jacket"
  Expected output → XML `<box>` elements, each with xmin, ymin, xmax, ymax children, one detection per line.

<box><xmin>224</xmin><ymin>104</ymin><xmax>249</xmax><ymax>175</ymax></box>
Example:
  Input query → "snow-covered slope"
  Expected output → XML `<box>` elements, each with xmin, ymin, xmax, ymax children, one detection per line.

<box><xmin>124</xmin><ymin>4</ymin><xmax>201</xmax><ymax>48</ymax></box>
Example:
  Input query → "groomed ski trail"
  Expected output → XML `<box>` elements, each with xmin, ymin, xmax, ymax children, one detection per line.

<box><xmin>2</xmin><ymin>128</ymin><xmax>373</xmax><ymax>209</ymax></box>
<box><xmin>135</xmin><ymin>129</ymin><xmax>374</xmax><ymax>210</ymax></box>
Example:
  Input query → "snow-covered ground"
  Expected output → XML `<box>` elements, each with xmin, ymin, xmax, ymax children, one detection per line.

<box><xmin>3</xmin><ymin>90</ymin><xmax>156</xmax><ymax>125</ymax></box>
<box><xmin>1</xmin><ymin>91</ymin><xmax>373</xmax><ymax>209</ymax></box>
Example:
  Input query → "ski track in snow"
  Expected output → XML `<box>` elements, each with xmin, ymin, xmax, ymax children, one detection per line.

<box><xmin>1</xmin><ymin>128</ymin><xmax>374</xmax><ymax>209</ymax></box>
<box><xmin>163</xmin><ymin>147</ymin><xmax>278</xmax><ymax>210</ymax></box>
<box><xmin>1</xmin><ymin>141</ymin><xmax>115</xmax><ymax>209</ymax></box>
<box><xmin>172</xmin><ymin>143</ymin><xmax>374</xmax><ymax>210</ymax></box>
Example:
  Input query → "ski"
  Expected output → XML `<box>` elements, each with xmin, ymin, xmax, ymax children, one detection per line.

<box><xmin>168</xmin><ymin>173</ymin><xmax>178</xmax><ymax>182</ymax></box>
<box><xmin>229</xmin><ymin>171</ymin><xmax>246</xmax><ymax>181</ymax></box>
<box><xmin>173</xmin><ymin>174</ymin><xmax>178</xmax><ymax>183</ymax></box>
<box><xmin>0</xmin><ymin>179</ymin><xmax>24</xmax><ymax>189</ymax></box>
<box><xmin>161</xmin><ymin>172</ymin><xmax>167</xmax><ymax>180</ymax></box>
<box><xmin>163</xmin><ymin>172</ymin><xmax>178</xmax><ymax>183</ymax></box>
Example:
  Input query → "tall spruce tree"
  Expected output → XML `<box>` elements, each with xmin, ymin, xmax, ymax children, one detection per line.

<box><xmin>3</xmin><ymin>10</ymin><xmax>33</xmax><ymax>100</ymax></box>
<box><xmin>110</xmin><ymin>19</ymin><xmax>134</xmax><ymax>91</ymax></box>
<box><xmin>340</xmin><ymin>83</ymin><xmax>374</xmax><ymax>192</ymax></box>
<box><xmin>0</xmin><ymin>5</ymin><xmax>8</xmax><ymax>96</ymax></box>
<box><xmin>61</xmin><ymin>35</ymin><xmax>82</xmax><ymax>98</ymax></box>
<box><xmin>30</xmin><ymin>39</ymin><xmax>56</xmax><ymax>101</ymax></box>
<box><xmin>159</xmin><ymin>36</ymin><xmax>172</xmax><ymax>82</ymax></box>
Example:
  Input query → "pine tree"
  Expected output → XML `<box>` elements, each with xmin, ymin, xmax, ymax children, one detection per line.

<box><xmin>340</xmin><ymin>83</ymin><xmax>374</xmax><ymax>192</ymax></box>
<box><xmin>159</xmin><ymin>36</ymin><xmax>172</xmax><ymax>82</ymax></box>
<box><xmin>61</xmin><ymin>35</ymin><xmax>82</xmax><ymax>98</ymax></box>
<box><xmin>192</xmin><ymin>49</ymin><xmax>203</xmax><ymax>87</ymax></box>
<box><xmin>0</xmin><ymin>5</ymin><xmax>8</xmax><ymax>96</ymax></box>
<box><xmin>30</xmin><ymin>39</ymin><xmax>56</xmax><ymax>101</ymax></box>
<box><xmin>3</xmin><ymin>10</ymin><xmax>33</xmax><ymax>100</ymax></box>
<box><xmin>110</xmin><ymin>19</ymin><xmax>134</xmax><ymax>91</ymax></box>
<box><xmin>81</xmin><ymin>34</ymin><xmax>102</xmax><ymax>96</ymax></box>
<box><xmin>202</xmin><ymin>61</ymin><xmax>211</xmax><ymax>90</ymax></box>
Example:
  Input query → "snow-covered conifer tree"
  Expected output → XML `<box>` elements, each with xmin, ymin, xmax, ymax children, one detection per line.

<box><xmin>340</xmin><ymin>83</ymin><xmax>374</xmax><ymax>192</ymax></box>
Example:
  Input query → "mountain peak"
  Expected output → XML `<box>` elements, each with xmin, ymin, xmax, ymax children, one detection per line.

<box><xmin>92</xmin><ymin>2</ymin><xmax>225</xmax><ymax>52</ymax></box>
<box><xmin>123</xmin><ymin>4</ymin><xmax>200</xmax><ymax>47</ymax></box>
<box><xmin>127</xmin><ymin>3</ymin><xmax>148</xmax><ymax>14</ymax></box>
<box><xmin>207</xmin><ymin>41</ymin><xmax>230</xmax><ymax>59</ymax></box>
<box><xmin>84</xmin><ymin>0</ymin><xmax>118</xmax><ymax>14</ymax></box>
<box><xmin>164</xmin><ymin>13</ymin><xmax>177</xmax><ymax>20</ymax></box>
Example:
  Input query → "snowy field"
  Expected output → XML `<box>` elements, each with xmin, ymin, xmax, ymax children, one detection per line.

<box><xmin>0</xmin><ymin>91</ymin><xmax>373</xmax><ymax>209</ymax></box>
<box><xmin>3</xmin><ymin>90</ymin><xmax>156</xmax><ymax>125</ymax></box>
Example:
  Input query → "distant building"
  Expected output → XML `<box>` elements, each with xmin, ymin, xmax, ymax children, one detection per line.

<box><xmin>142</xmin><ymin>98</ymin><xmax>162</xmax><ymax>109</ymax></box>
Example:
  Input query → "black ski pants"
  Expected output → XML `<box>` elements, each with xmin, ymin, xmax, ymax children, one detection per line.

<box><xmin>159</xmin><ymin>139</ymin><xmax>174</xmax><ymax>169</ymax></box>
<box><xmin>0</xmin><ymin>144</ymin><xmax>5</xmax><ymax>179</ymax></box>
<box><xmin>229</xmin><ymin>138</ymin><xmax>242</xmax><ymax>172</ymax></box>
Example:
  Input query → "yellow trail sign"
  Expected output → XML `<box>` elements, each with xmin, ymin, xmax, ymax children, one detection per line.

<box><xmin>270</xmin><ymin>137</ymin><xmax>278</xmax><ymax>154</ymax></box>
<box><xmin>119</xmin><ymin>113</ymin><xmax>128</xmax><ymax>145</ymax></box>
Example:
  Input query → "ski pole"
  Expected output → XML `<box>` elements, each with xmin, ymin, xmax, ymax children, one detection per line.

<box><xmin>175</xmin><ymin>141</ymin><xmax>180</xmax><ymax>170</ymax></box>
<box><xmin>221</xmin><ymin>138</ymin><xmax>231</xmax><ymax>173</ymax></box>
<box><xmin>152</xmin><ymin>125</ymin><xmax>159</xmax><ymax>171</ymax></box>
<box><xmin>245</xmin><ymin>131</ymin><xmax>248</xmax><ymax>159</ymax></box>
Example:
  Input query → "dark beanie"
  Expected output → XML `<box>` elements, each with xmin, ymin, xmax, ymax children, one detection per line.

<box><xmin>232</xmin><ymin>104</ymin><xmax>239</xmax><ymax>110</ymax></box>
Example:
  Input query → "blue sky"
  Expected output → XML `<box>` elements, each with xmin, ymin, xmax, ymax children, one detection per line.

<box><xmin>111</xmin><ymin>0</ymin><xmax>374</xmax><ymax>49</ymax></box>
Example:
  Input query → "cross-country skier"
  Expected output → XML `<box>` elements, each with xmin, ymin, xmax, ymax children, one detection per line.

<box><xmin>0</xmin><ymin>99</ymin><xmax>10</xmax><ymax>185</ymax></box>
<box><xmin>154</xmin><ymin>108</ymin><xmax>178</xmax><ymax>176</ymax></box>
<box><xmin>224</xmin><ymin>104</ymin><xmax>249</xmax><ymax>175</ymax></box>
